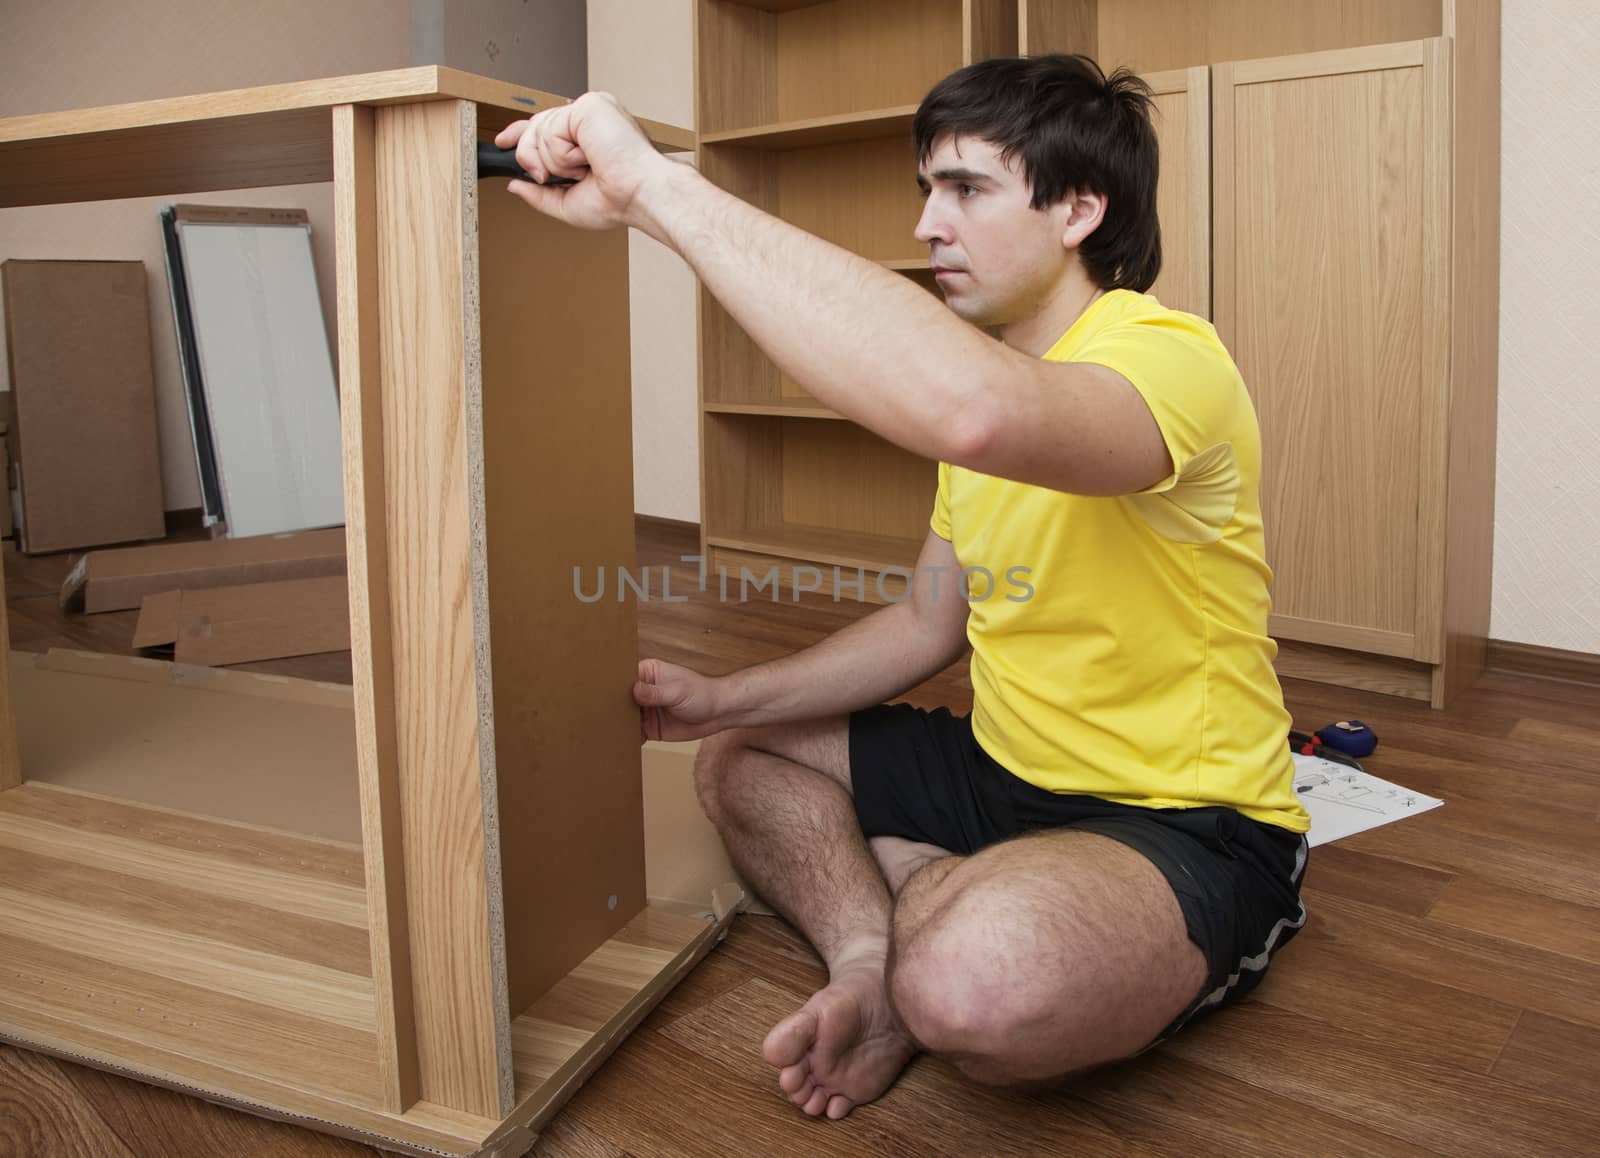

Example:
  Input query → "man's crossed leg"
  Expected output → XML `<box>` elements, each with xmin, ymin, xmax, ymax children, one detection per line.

<box><xmin>693</xmin><ymin>717</ymin><xmax>1213</xmax><ymax>1119</ymax></box>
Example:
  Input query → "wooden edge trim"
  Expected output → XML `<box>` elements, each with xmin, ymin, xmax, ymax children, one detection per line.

<box><xmin>1485</xmin><ymin>639</ymin><xmax>1600</xmax><ymax>689</ymax></box>
<box><xmin>333</xmin><ymin>99</ymin><xmax>421</xmax><ymax>1113</ymax></box>
<box><xmin>472</xmin><ymin>895</ymin><xmax>744</xmax><ymax>1156</ymax></box>
<box><xmin>1269</xmin><ymin>615</ymin><xmax>1420</xmax><ymax>661</ymax></box>
<box><xmin>1227</xmin><ymin>39</ymin><xmax>1431</xmax><ymax>85</ymax></box>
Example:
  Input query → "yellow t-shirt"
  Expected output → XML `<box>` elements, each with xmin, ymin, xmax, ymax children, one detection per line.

<box><xmin>930</xmin><ymin>289</ymin><xmax>1308</xmax><ymax>832</ymax></box>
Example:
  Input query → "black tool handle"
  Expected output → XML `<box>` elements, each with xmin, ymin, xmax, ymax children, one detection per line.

<box><xmin>476</xmin><ymin>142</ymin><xmax>578</xmax><ymax>186</ymax></box>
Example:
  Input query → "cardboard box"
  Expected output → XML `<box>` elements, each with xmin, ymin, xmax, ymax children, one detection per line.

<box><xmin>133</xmin><ymin>574</ymin><xmax>350</xmax><ymax>667</ymax></box>
<box><xmin>1</xmin><ymin>260</ymin><xmax>166</xmax><ymax>554</ymax></box>
<box><xmin>61</xmin><ymin>526</ymin><xmax>347</xmax><ymax>614</ymax></box>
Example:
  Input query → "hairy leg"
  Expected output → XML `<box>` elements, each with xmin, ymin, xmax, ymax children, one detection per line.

<box><xmin>887</xmin><ymin>829</ymin><xmax>1208</xmax><ymax>1086</ymax></box>
<box><xmin>694</xmin><ymin>723</ymin><xmax>919</xmax><ymax>1118</ymax></box>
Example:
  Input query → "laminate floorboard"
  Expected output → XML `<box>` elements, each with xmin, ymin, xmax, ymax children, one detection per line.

<box><xmin>4</xmin><ymin>523</ymin><xmax>1597</xmax><ymax>1157</ymax></box>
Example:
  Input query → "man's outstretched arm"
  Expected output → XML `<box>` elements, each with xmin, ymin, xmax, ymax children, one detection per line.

<box><xmin>495</xmin><ymin>95</ymin><xmax>1170</xmax><ymax>498</ymax></box>
<box><xmin>636</xmin><ymin>531</ymin><xmax>970</xmax><ymax>742</ymax></box>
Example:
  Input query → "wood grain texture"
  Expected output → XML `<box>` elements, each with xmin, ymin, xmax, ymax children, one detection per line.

<box><xmin>1486</xmin><ymin>639</ymin><xmax>1600</xmax><ymax>688</ymax></box>
<box><xmin>1214</xmin><ymin>43</ymin><xmax>1442</xmax><ymax>653</ymax></box>
<box><xmin>476</xmin><ymin>163</ymin><xmax>647</xmax><ymax>1016</ymax></box>
<box><xmin>1021</xmin><ymin>0</ymin><xmax>1097</xmax><ymax>56</ymax></box>
<box><xmin>696</xmin><ymin>0</ymin><xmax>779</xmax><ymax>135</ymax></box>
<box><xmin>1095</xmin><ymin>0</ymin><xmax>1441</xmax><ymax>73</ymax></box>
<box><xmin>776</xmin><ymin>136</ymin><xmax>925</xmax><ymax>261</ymax></box>
<box><xmin>780</xmin><ymin>421</ymin><xmax>935</xmax><ymax>541</ymax></box>
<box><xmin>1491</xmin><ymin>1011</ymin><xmax>1600</xmax><ymax>1110</ymax></box>
<box><xmin>1144</xmin><ymin>66</ymin><xmax>1210</xmax><ymax>318</ymax></box>
<box><xmin>334</xmin><ymin>99</ymin><xmax>420</xmax><ymax>1116</ymax></box>
<box><xmin>0</xmin><ymin>558</ymin><xmax>17</xmax><ymax>791</ymax></box>
<box><xmin>774</xmin><ymin>0</ymin><xmax>963</xmax><ymax>123</ymax></box>
<box><xmin>0</xmin><ymin>66</ymin><xmax>693</xmax><ymax>208</ymax></box>
<box><xmin>1271</xmin><ymin>639</ymin><xmax>1434</xmax><ymax>701</ymax></box>
<box><xmin>6</xmin><ymin>521</ymin><xmax>1600</xmax><ymax>1155</ymax></box>
<box><xmin>1436</xmin><ymin>0</ymin><xmax>1501</xmax><ymax>708</ymax></box>
<box><xmin>374</xmin><ymin>97</ymin><xmax>511</xmax><ymax>1119</ymax></box>
<box><xmin>0</xmin><ymin>1047</ymin><xmax>135</xmax><ymax>1158</ymax></box>
<box><xmin>963</xmin><ymin>0</ymin><xmax>1019</xmax><ymax>63</ymax></box>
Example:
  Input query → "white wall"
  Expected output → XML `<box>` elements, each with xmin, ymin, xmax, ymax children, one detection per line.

<box><xmin>587</xmin><ymin>0</ymin><xmax>701</xmax><ymax>524</ymax></box>
<box><xmin>1489</xmin><ymin>0</ymin><xmax>1600</xmax><ymax>654</ymax></box>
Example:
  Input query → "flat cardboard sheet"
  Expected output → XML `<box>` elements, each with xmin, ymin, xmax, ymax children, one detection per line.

<box><xmin>10</xmin><ymin>649</ymin><xmax>360</xmax><ymax>842</ymax></box>
<box><xmin>9</xmin><ymin>652</ymin><xmax>761</xmax><ymax>911</ymax></box>
<box><xmin>61</xmin><ymin>527</ymin><xmax>346</xmax><ymax>613</ymax></box>
<box><xmin>1</xmin><ymin>260</ymin><xmax>165</xmax><ymax>554</ymax></box>
<box><xmin>643</xmin><ymin>741</ymin><xmax>773</xmax><ymax>916</ymax></box>
<box><xmin>133</xmin><ymin>575</ymin><xmax>349</xmax><ymax>667</ymax></box>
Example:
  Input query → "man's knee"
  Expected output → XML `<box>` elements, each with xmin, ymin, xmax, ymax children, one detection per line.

<box><xmin>691</xmin><ymin>728</ymin><xmax>755</xmax><ymax>826</ymax></box>
<box><xmin>889</xmin><ymin>873</ymin><xmax>1033</xmax><ymax>1061</ymax></box>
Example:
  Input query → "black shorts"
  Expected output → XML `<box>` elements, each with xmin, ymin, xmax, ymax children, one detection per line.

<box><xmin>849</xmin><ymin>703</ymin><xmax>1308</xmax><ymax>1040</ymax></box>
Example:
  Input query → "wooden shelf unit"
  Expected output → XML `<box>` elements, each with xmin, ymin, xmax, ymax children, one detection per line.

<box><xmin>0</xmin><ymin>70</ymin><xmax>732</xmax><ymax>1158</ymax></box>
<box><xmin>695</xmin><ymin>0</ymin><xmax>1499</xmax><ymax>706</ymax></box>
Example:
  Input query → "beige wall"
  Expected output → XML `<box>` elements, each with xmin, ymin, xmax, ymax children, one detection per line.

<box><xmin>588</xmin><ymin>0</ymin><xmax>701</xmax><ymax>524</ymax></box>
<box><xmin>1</xmin><ymin>0</ymin><xmax>584</xmax><ymax>513</ymax></box>
<box><xmin>1490</xmin><ymin>0</ymin><xmax>1600</xmax><ymax>654</ymax></box>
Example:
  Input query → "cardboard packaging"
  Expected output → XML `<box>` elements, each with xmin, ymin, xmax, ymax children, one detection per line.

<box><xmin>133</xmin><ymin>574</ymin><xmax>350</xmax><ymax>667</ymax></box>
<box><xmin>1</xmin><ymin>260</ymin><xmax>166</xmax><ymax>554</ymax></box>
<box><xmin>61</xmin><ymin>526</ymin><xmax>347</xmax><ymax>614</ymax></box>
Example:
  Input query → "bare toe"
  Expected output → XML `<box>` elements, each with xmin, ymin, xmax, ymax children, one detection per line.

<box><xmin>762</xmin><ymin>1009</ymin><xmax>817</xmax><ymax>1069</ymax></box>
<box><xmin>779</xmin><ymin>1062</ymin><xmax>809</xmax><ymax>1096</ymax></box>
<box><xmin>803</xmin><ymin>1087</ymin><xmax>830</xmax><ymax>1117</ymax></box>
<box><xmin>826</xmin><ymin>1094</ymin><xmax>853</xmax><ymax>1120</ymax></box>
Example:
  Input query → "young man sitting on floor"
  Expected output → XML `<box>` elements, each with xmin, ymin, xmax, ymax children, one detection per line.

<box><xmin>496</xmin><ymin>52</ymin><xmax>1309</xmax><ymax>1120</ymax></box>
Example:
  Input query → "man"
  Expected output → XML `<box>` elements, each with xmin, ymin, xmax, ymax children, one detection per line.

<box><xmin>497</xmin><ymin>54</ymin><xmax>1309</xmax><ymax>1122</ymax></box>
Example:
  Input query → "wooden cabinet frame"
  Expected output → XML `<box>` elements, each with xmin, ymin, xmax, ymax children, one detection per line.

<box><xmin>0</xmin><ymin>69</ymin><xmax>733</xmax><ymax>1158</ymax></box>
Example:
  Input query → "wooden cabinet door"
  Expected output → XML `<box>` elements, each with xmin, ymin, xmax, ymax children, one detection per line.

<box><xmin>1145</xmin><ymin>66</ymin><xmax>1211</xmax><ymax>318</ymax></box>
<box><xmin>1213</xmin><ymin>40</ymin><xmax>1451</xmax><ymax>662</ymax></box>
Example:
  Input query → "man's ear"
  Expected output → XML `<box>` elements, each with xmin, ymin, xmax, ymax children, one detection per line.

<box><xmin>1060</xmin><ymin>190</ymin><xmax>1108</xmax><ymax>251</ymax></box>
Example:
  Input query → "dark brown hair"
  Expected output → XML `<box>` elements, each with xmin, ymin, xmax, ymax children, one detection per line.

<box><xmin>913</xmin><ymin>54</ymin><xmax>1161</xmax><ymax>293</ymax></box>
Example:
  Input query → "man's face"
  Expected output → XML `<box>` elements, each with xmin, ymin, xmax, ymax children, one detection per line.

<box><xmin>914</xmin><ymin>135</ymin><xmax>1073</xmax><ymax>327</ymax></box>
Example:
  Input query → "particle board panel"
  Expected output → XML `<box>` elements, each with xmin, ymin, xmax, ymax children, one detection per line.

<box><xmin>333</xmin><ymin>98</ymin><xmax>420</xmax><ymax>1116</ymax></box>
<box><xmin>373</xmin><ymin>96</ymin><xmax>512</xmax><ymax>1119</ymax></box>
<box><xmin>475</xmin><ymin>166</ymin><xmax>648</xmax><ymax>1017</ymax></box>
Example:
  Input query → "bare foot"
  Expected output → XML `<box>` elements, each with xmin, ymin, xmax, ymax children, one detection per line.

<box><xmin>762</xmin><ymin>946</ymin><xmax>917</xmax><ymax>1120</ymax></box>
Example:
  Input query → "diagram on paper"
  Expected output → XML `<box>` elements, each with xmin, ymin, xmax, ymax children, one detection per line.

<box><xmin>1291</xmin><ymin>753</ymin><xmax>1444</xmax><ymax>847</ymax></box>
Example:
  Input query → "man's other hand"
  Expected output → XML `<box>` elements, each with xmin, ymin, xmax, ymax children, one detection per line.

<box><xmin>494</xmin><ymin>92</ymin><xmax>669</xmax><ymax>231</ymax></box>
<box><xmin>635</xmin><ymin>657</ymin><xmax>729</xmax><ymax>744</ymax></box>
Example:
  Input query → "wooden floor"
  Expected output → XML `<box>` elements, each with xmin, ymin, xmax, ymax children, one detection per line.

<box><xmin>4</xmin><ymin>520</ymin><xmax>1600</xmax><ymax>1157</ymax></box>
